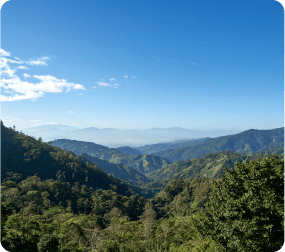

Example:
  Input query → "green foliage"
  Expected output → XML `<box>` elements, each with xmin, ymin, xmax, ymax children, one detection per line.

<box><xmin>37</xmin><ymin>234</ymin><xmax>59</xmax><ymax>252</ymax></box>
<box><xmin>1</xmin><ymin>203</ymin><xmax>10</xmax><ymax>244</ymax></box>
<box><xmin>198</xmin><ymin>156</ymin><xmax>284</xmax><ymax>252</ymax></box>
<box><xmin>1</xmin><ymin>123</ymin><xmax>137</xmax><ymax>197</ymax></box>
<box><xmin>2</xmin><ymin>121</ymin><xmax>283</xmax><ymax>252</ymax></box>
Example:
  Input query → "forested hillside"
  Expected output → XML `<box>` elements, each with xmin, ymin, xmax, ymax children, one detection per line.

<box><xmin>1</xmin><ymin>122</ymin><xmax>284</xmax><ymax>251</ymax></box>
<box><xmin>153</xmin><ymin>127</ymin><xmax>284</xmax><ymax>162</ymax></box>
<box><xmin>1</xmin><ymin>123</ymin><xmax>138</xmax><ymax>197</ymax></box>
<box><xmin>52</xmin><ymin>139</ymin><xmax>171</xmax><ymax>174</ymax></box>
<box><xmin>147</xmin><ymin>147</ymin><xmax>284</xmax><ymax>183</ymax></box>
<box><xmin>79</xmin><ymin>153</ymin><xmax>152</xmax><ymax>185</ymax></box>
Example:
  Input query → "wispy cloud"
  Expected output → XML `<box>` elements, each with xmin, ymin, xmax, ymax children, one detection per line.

<box><xmin>26</xmin><ymin>57</ymin><xmax>49</xmax><ymax>66</ymax></box>
<box><xmin>97</xmin><ymin>81</ymin><xmax>112</xmax><ymax>87</ymax></box>
<box><xmin>96</xmin><ymin>81</ymin><xmax>120</xmax><ymax>88</ymax></box>
<box><xmin>23</xmin><ymin>73</ymin><xmax>31</xmax><ymax>78</ymax></box>
<box><xmin>18</xmin><ymin>66</ymin><xmax>29</xmax><ymax>70</ymax></box>
<box><xmin>0</xmin><ymin>116</ymin><xmax>18</xmax><ymax>122</ymax></box>
<box><xmin>109</xmin><ymin>78</ymin><xmax>116</xmax><ymax>82</ymax></box>
<box><xmin>124</xmin><ymin>75</ymin><xmax>128</xmax><ymax>79</ymax></box>
<box><xmin>131</xmin><ymin>76</ymin><xmax>136</xmax><ymax>79</ymax></box>
<box><xmin>113</xmin><ymin>83</ymin><xmax>120</xmax><ymax>88</ymax></box>
<box><xmin>0</xmin><ymin>49</ymin><xmax>86</xmax><ymax>102</ymax></box>
<box><xmin>0</xmin><ymin>49</ymin><xmax>10</xmax><ymax>57</ymax></box>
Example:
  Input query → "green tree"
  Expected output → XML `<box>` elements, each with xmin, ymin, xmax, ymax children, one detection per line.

<box><xmin>1</xmin><ymin>203</ymin><xmax>10</xmax><ymax>248</ymax></box>
<box><xmin>198</xmin><ymin>156</ymin><xmax>284</xmax><ymax>252</ymax></box>
<box><xmin>37</xmin><ymin>234</ymin><xmax>60</xmax><ymax>252</ymax></box>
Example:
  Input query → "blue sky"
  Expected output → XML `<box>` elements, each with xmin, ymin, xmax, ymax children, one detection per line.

<box><xmin>1</xmin><ymin>0</ymin><xmax>284</xmax><ymax>131</ymax></box>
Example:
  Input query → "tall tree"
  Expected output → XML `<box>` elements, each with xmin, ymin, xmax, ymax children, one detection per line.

<box><xmin>198</xmin><ymin>156</ymin><xmax>284</xmax><ymax>252</ymax></box>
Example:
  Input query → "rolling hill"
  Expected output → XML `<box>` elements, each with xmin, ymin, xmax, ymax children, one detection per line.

<box><xmin>52</xmin><ymin>139</ymin><xmax>172</xmax><ymax>174</ymax></box>
<box><xmin>78</xmin><ymin>153</ymin><xmax>152</xmax><ymax>185</ymax></box>
<box><xmin>1</xmin><ymin>122</ymin><xmax>142</xmax><ymax>197</ymax></box>
<box><xmin>134</xmin><ymin>138</ymin><xmax>211</xmax><ymax>154</ymax></box>
<box><xmin>153</xmin><ymin>127</ymin><xmax>284</xmax><ymax>162</ymax></box>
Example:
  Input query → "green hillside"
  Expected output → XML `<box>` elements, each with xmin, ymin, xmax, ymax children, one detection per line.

<box><xmin>79</xmin><ymin>153</ymin><xmax>152</xmax><ymax>185</ymax></box>
<box><xmin>153</xmin><ymin>127</ymin><xmax>284</xmax><ymax>162</ymax></box>
<box><xmin>1</xmin><ymin>122</ymin><xmax>139</xmax><ymax>197</ymax></box>
<box><xmin>52</xmin><ymin>139</ymin><xmax>171</xmax><ymax>174</ymax></box>
<box><xmin>115</xmin><ymin>146</ymin><xmax>141</xmax><ymax>155</ymax></box>
<box><xmin>147</xmin><ymin>151</ymin><xmax>250</xmax><ymax>182</ymax></box>
<box><xmin>135</xmin><ymin>138</ymin><xmax>211</xmax><ymax>154</ymax></box>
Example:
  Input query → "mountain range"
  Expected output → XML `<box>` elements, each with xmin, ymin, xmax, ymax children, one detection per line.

<box><xmin>22</xmin><ymin>125</ymin><xmax>242</xmax><ymax>147</ymax></box>
<box><xmin>51</xmin><ymin>127</ymin><xmax>284</xmax><ymax>191</ymax></box>
<box><xmin>152</xmin><ymin>127</ymin><xmax>284</xmax><ymax>162</ymax></box>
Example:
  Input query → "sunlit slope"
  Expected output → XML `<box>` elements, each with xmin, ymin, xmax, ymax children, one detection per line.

<box><xmin>79</xmin><ymin>153</ymin><xmax>152</xmax><ymax>185</ymax></box>
<box><xmin>153</xmin><ymin>127</ymin><xmax>284</xmax><ymax>162</ymax></box>
<box><xmin>143</xmin><ymin>147</ymin><xmax>284</xmax><ymax>195</ymax></box>
<box><xmin>52</xmin><ymin>139</ymin><xmax>171</xmax><ymax>174</ymax></box>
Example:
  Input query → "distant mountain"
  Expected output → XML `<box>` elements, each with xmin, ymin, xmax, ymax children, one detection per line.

<box><xmin>52</xmin><ymin>139</ymin><xmax>172</xmax><ymax>174</ymax></box>
<box><xmin>22</xmin><ymin>126</ymin><xmax>242</xmax><ymax>147</ymax></box>
<box><xmin>78</xmin><ymin>153</ymin><xmax>151</xmax><ymax>185</ymax></box>
<box><xmin>24</xmin><ymin>124</ymin><xmax>77</xmax><ymax>130</ymax></box>
<box><xmin>115</xmin><ymin>146</ymin><xmax>141</xmax><ymax>155</ymax></box>
<box><xmin>135</xmin><ymin>138</ymin><xmax>211</xmax><ymax>154</ymax></box>
<box><xmin>153</xmin><ymin>127</ymin><xmax>284</xmax><ymax>162</ymax></box>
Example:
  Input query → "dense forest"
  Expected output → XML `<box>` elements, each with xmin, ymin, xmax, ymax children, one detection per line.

<box><xmin>1</xmin><ymin>122</ymin><xmax>284</xmax><ymax>251</ymax></box>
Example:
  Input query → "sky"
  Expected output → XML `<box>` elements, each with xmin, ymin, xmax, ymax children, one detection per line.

<box><xmin>0</xmin><ymin>0</ymin><xmax>284</xmax><ymax>131</ymax></box>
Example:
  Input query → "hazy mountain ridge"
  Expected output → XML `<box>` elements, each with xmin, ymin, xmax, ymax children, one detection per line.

<box><xmin>23</xmin><ymin>125</ymin><xmax>241</xmax><ymax>147</ymax></box>
<box><xmin>52</xmin><ymin>139</ymin><xmax>172</xmax><ymax>174</ymax></box>
<box><xmin>134</xmin><ymin>138</ymin><xmax>211</xmax><ymax>154</ymax></box>
<box><xmin>153</xmin><ymin>127</ymin><xmax>284</xmax><ymax>162</ymax></box>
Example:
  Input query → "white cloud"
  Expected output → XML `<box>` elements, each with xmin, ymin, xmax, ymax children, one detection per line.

<box><xmin>113</xmin><ymin>83</ymin><xmax>120</xmax><ymax>88</ymax></box>
<box><xmin>71</xmin><ymin>122</ymin><xmax>80</xmax><ymax>125</ymax></box>
<box><xmin>0</xmin><ymin>50</ymin><xmax>86</xmax><ymax>102</ymax></box>
<box><xmin>8</xmin><ymin>59</ymin><xmax>24</xmax><ymax>64</ymax></box>
<box><xmin>26</xmin><ymin>57</ymin><xmax>50</xmax><ymax>66</ymax></box>
<box><xmin>79</xmin><ymin>93</ymin><xmax>83</xmax><ymax>95</ymax></box>
<box><xmin>131</xmin><ymin>76</ymin><xmax>136</xmax><ymax>78</ymax></box>
<box><xmin>18</xmin><ymin>66</ymin><xmax>29</xmax><ymax>70</ymax></box>
<box><xmin>124</xmin><ymin>75</ymin><xmax>128</xmax><ymax>78</ymax></box>
<box><xmin>109</xmin><ymin>78</ymin><xmax>116</xmax><ymax>82</ymax></box>
<box><xmin>4</xmin><ymin>90</ymin><xmax>13</xmax><ymax>93</ymax></box>
<box><xmin>23</xmin><ymin>73</ymin><xmax>31</xmax><ymax>78</ymax></box>
<box><xmin>97</xmin><ymin>81</ymin><xmax>112</xmax><ymax>87</ymax></box>
<box><xmin>0</xmin><ymin>49</ymin><xmax>10</xmax><ymax>57</ymax></box>
<box><xmin>92</xmin><ymin>86</ymin><xmax>97</xmax><ymax>88</ymax></box>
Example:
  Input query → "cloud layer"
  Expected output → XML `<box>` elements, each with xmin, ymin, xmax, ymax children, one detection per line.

<box><xmin>0</xmin><ymin>49</ymin><xmax>85</xmax><ymax>101</ymax></box>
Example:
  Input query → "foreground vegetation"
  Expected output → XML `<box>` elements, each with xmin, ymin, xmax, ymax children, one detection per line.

<box><xmin>1</xmin><ymin>123</ymin><xmax>284</xmax><ymax>251</ymax></box>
